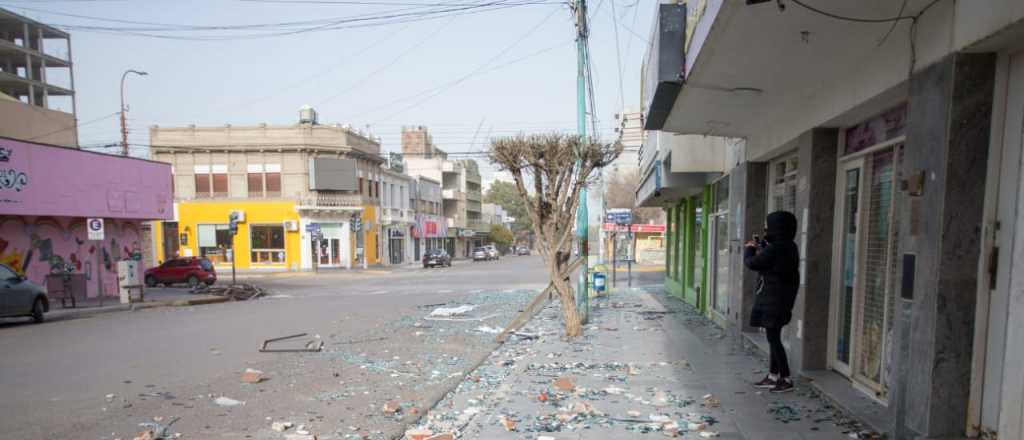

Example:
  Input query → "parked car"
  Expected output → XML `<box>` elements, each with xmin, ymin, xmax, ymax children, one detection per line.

<box><xmin>516</xmin><ymin>246</ymin><xmax>531</xmax><ymax>256</ymax></box>
<box><xmin>0</xmin><ymin>264</ymin><xmax>48</xmax><ymax>323</ymax></box>
<box><xmin>144</xmin><ymin>257</ymin><xmax>217</xmax><ymax>288</ymax></box>
<box><xmin>423</xmin><ymin>249</ymin><xmax>452</xmax><ymax>268</ymax></box>
<box><xmin>472</xmin><ymin>247</ymin><xmax>489</xmax><ymax>262</ymax></box>
<box><xmin>484</xmin><ymin>245</ymin><xmax>500</xmax><ymax>260</ymax></box>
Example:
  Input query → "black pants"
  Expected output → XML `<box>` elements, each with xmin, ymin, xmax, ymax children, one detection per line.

<box><xmin>765</xmin><ymin>327</ymin><xmax>790</xmax><ymax>378</ymax></box>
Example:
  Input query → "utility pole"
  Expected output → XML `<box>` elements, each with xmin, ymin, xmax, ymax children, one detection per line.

<box><xmin>120</xmin><ymin>69</ymin><xmax>148</xmax><ymax>156</ymax></box>
<box><xmin>573</xmin><ymin>0</ymin><xmax>590</xmax><ymax>323</ymax></box>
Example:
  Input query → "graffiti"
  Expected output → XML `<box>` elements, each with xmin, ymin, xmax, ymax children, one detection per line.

<box><xmin>0</xmin><ymin>147</ymin><xmax>10</xmax><ymax>162</ymax></box>
<box><xmin>0</xmin><ymin>169</ymin><xmax>28</xmax><ymax>192</ymax></box>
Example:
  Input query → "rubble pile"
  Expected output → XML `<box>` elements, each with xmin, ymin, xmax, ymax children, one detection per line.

<box><xmin>190</xmin><ymin>283</ymin><xmax>266</xmax><ymax>301</ymax></box>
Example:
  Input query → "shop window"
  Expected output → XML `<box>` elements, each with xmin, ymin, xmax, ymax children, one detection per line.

<box><xmin>197</xmin><ymin>224</ymin><xmax>232</xmax><ymax>263</ymax></box>
<box><xmin>250</xmin><ymin>225</ymin><xmax>286</xmax><ymax>264</ymax></box>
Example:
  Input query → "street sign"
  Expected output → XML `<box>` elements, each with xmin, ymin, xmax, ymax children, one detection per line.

<box><xmin>606</xmin><ymin>210</ymin><xmax>632</xmax><ymax>225</ymax></box>
<box><xmin>305</xmin><ymin>223</ymin><xmax>321</xmax><ymax>233</ymax></box>
<box><xmin>87</xmin><ymin>218</ymin><xmax>104</xmax><ymax>241</ymax></box>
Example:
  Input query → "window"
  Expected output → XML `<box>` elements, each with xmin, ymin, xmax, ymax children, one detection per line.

<box><xmin>265</xmin><ymin>164</ymin><xmax>281</xmax><ymax>196</ymax></box>
<box><xmin>769</xmin><ymin>154</ymin><xmax>799</xmax><ymax>215</ymax></box>
<box><xmin>194</xmin><ymin>164</ymin><xmax>228</xmax><ymax>198</ymax></box>
<box><xmin>247</xmin><ymin>164</ymin><xmax>281</xmax><ymax>198</ymax></box>
<box><xmin>250</xmin><ymin>225</ymin><xmax>286</xmax><ymax>264</ymax></box>
<box><xmin>197</xmin><ymin>224</ymin><xmax>233</xmax><ymax>263</ymax></box>
<box><xmin>247</xmin><ymin>164</ymin><xmax>264</xmax><ymax>197</ymax></box>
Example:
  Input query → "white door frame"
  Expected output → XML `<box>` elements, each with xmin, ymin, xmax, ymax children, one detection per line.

<box><xmin>828</xmin><ymin>157</ymin><xmax>866</xmax><ymax>378</ymax></box>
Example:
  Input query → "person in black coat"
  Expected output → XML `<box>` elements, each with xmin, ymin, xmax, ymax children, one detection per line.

<box><xmin>744</xmin><ymin>210</ymin><xmax>800</xmax><ymax>393</ymax></box>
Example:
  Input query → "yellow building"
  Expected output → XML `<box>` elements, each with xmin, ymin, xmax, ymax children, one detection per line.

<box><xmin>147</xmin><ymin>106</ymin><xmax>384</xmax><ymax>271</ymax></box>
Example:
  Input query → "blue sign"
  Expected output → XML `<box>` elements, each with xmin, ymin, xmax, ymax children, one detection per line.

<box><xmin>305</xmin><ymin>223</ymin><xmax>321</xmax><ymax>233</ymax></box>
<box><xmin>607</xmin><ymin>211</ymin><xmax>632</xmax><ymax>225</ymax></box>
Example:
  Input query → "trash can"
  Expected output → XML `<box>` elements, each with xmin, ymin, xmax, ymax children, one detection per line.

<box><xmin>593</xmin><ymin>271</ymin><xmax>607</xmax><ymax>294</ymax></box>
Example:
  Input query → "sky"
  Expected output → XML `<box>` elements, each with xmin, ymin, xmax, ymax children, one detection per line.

<box><xmin>2</xmin><ymin>0</ymin><xmax>653</xmax><ymax>188</ymax></box>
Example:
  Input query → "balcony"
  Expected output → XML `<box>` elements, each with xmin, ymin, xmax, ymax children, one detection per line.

<box><xmin>381</xmin><ymin>208</ymin><xmax>413</xmax><ymax>223</ymax></box>
<box><xmin>296</xmin><ymin>192</ymin><xmax>364</xmax><ymax>211</ymax></box>
<box><xmin>441</xmin><ymin>161</ymin><xmax>457</xmax><ymax>173</ymax></box>
<box><xmin>465</xmin><ymin>189</ymin><xmax>481</xmax><ymax>202</ymax></box>
<box><xmin>442</xmin><ymin>189</ymin><xmax>465</xmax><ymax>200</ymax></box>
<box><xmin>447</xmin><ymin>216</ymin><xmax>466</xmax><ymax>229</ymax></box>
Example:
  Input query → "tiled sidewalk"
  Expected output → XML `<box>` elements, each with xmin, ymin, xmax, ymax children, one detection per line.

<box><xmin>404</xmin><ymin>288</ymin><xmax>877</xmax><ymax>440</ymax></box>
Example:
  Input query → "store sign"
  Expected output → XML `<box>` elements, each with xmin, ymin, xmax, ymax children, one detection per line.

<box><xmin>390</xmin><ymin>229</ymin><xmax>404</xmax><ymax>239</ymax></box>
<box><xmin>602</xmin><ymin>223</ymin><xmax>666</xmax><ymax>233</ymax></box>
<box><xmin>459</xmin><ymin>229</ymin><xmax>476</xmax><ymax>238</ymax></box>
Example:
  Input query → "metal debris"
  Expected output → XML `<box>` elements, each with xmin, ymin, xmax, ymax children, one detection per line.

<box><xmin>191</xmin><ymin>282</ymin><xmax>266</xmax><ymax>300</ymax></box>
<box><xmin>259</xmin><ymin>332</ymin><xmax>324</xmax><ymax>353</ymax></box>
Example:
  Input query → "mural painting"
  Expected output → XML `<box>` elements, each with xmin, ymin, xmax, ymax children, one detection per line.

<box><xmin>0</xmin><ymin>216</ymin><xmax>143</xmax><ymax>299</ymax></box>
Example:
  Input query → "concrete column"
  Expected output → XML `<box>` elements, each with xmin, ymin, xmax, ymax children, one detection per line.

<box><xmin>727</xmin><ymin>161</ymin><xmax>767</xmax><ymax>331</ymax></box>
<box><xmin>789</xmin><ymin>128</ymin><xmax>838</xmax><ymax>372</ymax></box>
<box><xmin>890</xmin><ymin>52</ymin><xmax>996</xmax><ymax>438</ymax></box>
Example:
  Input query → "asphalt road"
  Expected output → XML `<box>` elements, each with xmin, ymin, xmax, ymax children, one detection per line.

<box><xmin>0</xmin><ymin>256</ymin><xmax>553</xmax><ymax>440</ymax></box>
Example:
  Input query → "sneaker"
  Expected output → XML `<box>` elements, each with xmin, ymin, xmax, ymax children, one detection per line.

<box><xmin>770</xmin><ymin>378</ymin><xmax>794</xmax><ymax>393</ymax></box>
<box><xmin>754</xmin><ymin>375</ymin><xmax>777</xmax><ymax>389</ymax></box>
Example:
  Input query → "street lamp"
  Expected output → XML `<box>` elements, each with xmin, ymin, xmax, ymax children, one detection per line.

<box><xmin>120</xmin><ymin>69</ymin><xmax>148</xmax><ymax>156</ymax></box>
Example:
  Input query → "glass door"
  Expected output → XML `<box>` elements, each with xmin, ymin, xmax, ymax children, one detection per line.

<box><xmin>832</xmin><ymin>158</ymin><xmax>864</xmax><ymax>377</ymax></box>
<box><xmin>712</xmin><ymin>213</ymin><xmax>730</xmax><ymax>315</ymax></box>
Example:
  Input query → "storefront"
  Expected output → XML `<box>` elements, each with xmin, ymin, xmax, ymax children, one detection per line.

<box><xmin>0</xmin><ymin>137</ymin><xmax>172</xmax><ymax>299</ymax></box>
<box><xmin>411</xmin><ymin>213</ymin><xmax>446</xmax><ymax>261</ymax></box>
<box><xmin>163</xmin><ymin>200</ymin><xmax>303</xmax><ymax>271</ymax></box>
<box><xmin>825</xmin><ymin>105</ymin><xmax>905</xmax><ymax>401</ymax></box>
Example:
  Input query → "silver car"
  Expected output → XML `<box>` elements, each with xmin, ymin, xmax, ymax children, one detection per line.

<box><xmin>0</xmin><ymin>264</ymin><xmax>48</xmax><ymax>323</ymax></box>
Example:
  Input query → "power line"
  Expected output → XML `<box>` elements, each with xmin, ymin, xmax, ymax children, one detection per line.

<box><xmin>369</xmin><ymin>5</ymin><xmax>567</xmax><ymax>123</ymax></box>
<box><xmin>26</xmin><ymin>111</ymin><xmax>120</xmax><ymax>141</ymax></box>
<box><xmin>608</xmin><ymin>0</ymin><xmax>624</xmax><ymax>111</ymax></box>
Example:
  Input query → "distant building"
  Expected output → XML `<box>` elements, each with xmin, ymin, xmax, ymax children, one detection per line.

<box><xmin>149</xmin><ymin>106</ymin><xmax>384</xmax><ymax>271</ymax></box>
<box><xmin>0</xmin><ymin>8</ymin><xmax>77</xmax><ymax>147</ymax></box>
<box><xmin>379</xmin><ymin>168</ymin><xmax>413</xmax><ymax>265</ymax></box>
<box><xmin>410</xmin><ymin>176</ymin><xmax>445</xmax><ymax>261</ymax></box>
<box><xmin>610</xmin><ymin>109</ymin><xmax>643</xmax><ymax>177</ymax></box>
<box><xmin>401</xmin><ymin>126</ymin><xmax>485</xmax><ymax>259</ymax></box>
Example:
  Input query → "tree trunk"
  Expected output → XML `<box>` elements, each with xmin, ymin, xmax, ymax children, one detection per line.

<box><xmin>550</xmin><ymin>253</ymin><xmax>582</xmax><ymax>337</ymax></box>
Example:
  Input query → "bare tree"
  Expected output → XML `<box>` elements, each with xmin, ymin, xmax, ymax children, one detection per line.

<box><xmin>605</xmin><ymin>169</ymin><xmax>665</xmax><ymax>224</ymax></box>
<box><xmin>489</xmin><ymin>133</ymin><xmax>621</xmax><ymax>337</ymax></box>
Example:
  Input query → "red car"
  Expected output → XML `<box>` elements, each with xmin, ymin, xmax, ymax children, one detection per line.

<box><xmin>144</xmin><ymin>257</ymin><xmax>217</xmax><ymax>288</ymax></box>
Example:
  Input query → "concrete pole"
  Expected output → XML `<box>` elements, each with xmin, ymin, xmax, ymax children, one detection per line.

<box><xmin>120</xmin><ymin>69</ymin><xmax>148</xmax><ymax>156</ymax></box>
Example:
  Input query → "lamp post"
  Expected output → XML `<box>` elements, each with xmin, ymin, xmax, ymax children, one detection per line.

<box><xmin>120</xmin><ymin>69</ymin><xmax>148</xmax><ymax>156</ymax></box>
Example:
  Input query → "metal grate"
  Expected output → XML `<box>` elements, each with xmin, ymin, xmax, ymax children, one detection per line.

<box><xmin>857</xmin><ymin>149</ymin><xmax>895</xmax><ymax>386</ymax></box>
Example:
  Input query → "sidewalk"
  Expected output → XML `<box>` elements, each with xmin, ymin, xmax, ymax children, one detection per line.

<box><xmin>404</xmin><ymin>287</ymin><xmax>876</xmax><ymax>440</ymax></box>
<box><xmin>39</xmin><ymin>288</ymin><xmax>229</xmax><ymax>323</ymax></box>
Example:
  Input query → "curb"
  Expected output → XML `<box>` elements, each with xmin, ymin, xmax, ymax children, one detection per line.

<box><xmin>49</xmin><ymin>295</ymin><xmax>231</xmax><ymax>321</ymax></box>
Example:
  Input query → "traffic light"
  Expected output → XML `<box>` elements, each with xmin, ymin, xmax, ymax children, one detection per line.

<box><xmin>229</xmin><ymin>212</ymin><xmax>240</xmax><ymax>235</ymax></box>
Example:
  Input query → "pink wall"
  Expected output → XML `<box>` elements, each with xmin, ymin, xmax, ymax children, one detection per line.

<box><xmin>0</xmin><ymin>137</ymin><xmax>172</xmax><ymax>220</ymax></box>
<box><xmin>0</xmin><ymin>216</ymin><xmax>142</xmax><ymax>298</ymax></box>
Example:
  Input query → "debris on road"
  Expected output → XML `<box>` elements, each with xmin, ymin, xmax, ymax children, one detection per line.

<box><xmin>191</xmin><ymin>283</ymin><xmax>266</xmax><ymax>301</ymax></box>
<box><xmin>259</xmin><ymin>333</ymin><xmax>324</xmax><ymax>353</ymax></box>
<box><xmin>240</xmin><ymin>368</ymin><xmax>266</xmax><ymax>383</ymax></box>
<box><xmin>213</xmin><ymin>396</ymin><xmax>243</xmax><ymax>407</ymax></box>
<box><xmin>271</xmin><ymin>421</ymin><xmax>294</xmax><ymax>432</ymax></box>
<box><xmin>428</xmin><ymin>305</ymin><xmax>475</xmax><ymax>317</ymax></box>
<box><xmin>475</xmin><ymin>325</ymin><xmax>503</xmax><ymax>334</ymax></box>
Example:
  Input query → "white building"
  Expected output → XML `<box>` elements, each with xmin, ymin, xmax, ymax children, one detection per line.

<box><xmin>380</xmin><ymin>167</ymin><xmax>414</xmax><ymax>265</ymax></box>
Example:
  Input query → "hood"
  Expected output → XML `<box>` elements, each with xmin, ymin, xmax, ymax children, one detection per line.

<box><xmin>765</xmin><ymin>210</ymin><xmax>797</xmax><ymax>242</ymax></box>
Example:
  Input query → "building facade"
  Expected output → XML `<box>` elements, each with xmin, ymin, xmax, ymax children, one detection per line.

<box><xmin>402</xmin><ymin>126</ymin><xmax>486</xmax><ymax>258</ymax></box>
<box><xmin>149</xmin><ymin>107</ymin><xmax>384</xmax><ymax>271</ymax></box>
<box><xmin>640</xmin><ymin>1</ymin><xmax>1024</xmax><ymax>438</ymax></box>
<box><xmin>380</xmin><ymin>167</ymin><xmax>414</xmax><ymax>265</ymax></box>
<box><xmin>410</xmin><ymin>176</ymin><xmax>445</xmax><ymax>261</ymax></box>
<box><xmin>0</xmin><ymin>137</ymin><xmax>172</xmax><ymax>299</ymax></box>
<box><xmin>0</xmin><ymin>8</ymin><xmax>77</xmax><ymax>147</ymax></box>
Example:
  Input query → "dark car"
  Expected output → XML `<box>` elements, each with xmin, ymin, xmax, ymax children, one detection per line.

<box><xmin>423</xmin><ymin>249</ymin><xmax>452</xmax><ymax>268</ymax></box>
<box><xmin>145</xmin><ymin>257</ymin><xmax>217</xmax><ymax>288</ymax></box>
<box><xmin>0</xmin><ymin>264</ymin><xmax>48</xmax><ymax>323</ymax></box>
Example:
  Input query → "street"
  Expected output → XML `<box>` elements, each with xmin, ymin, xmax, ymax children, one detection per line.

<box><xmin>0</xmin><ymin>256</ymin><xmax>554</xmax><ymax>440</ymax></box>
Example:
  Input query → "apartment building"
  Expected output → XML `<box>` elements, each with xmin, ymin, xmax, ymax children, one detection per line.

<box><xmin>410</xmin><ymin>176</ymin><xmax>444</xmax><ymax>261</ymax></box>
<box><xmin>0</xmin><ymin>7</ymin><xmax>77</xmax><ymax>147</ymax></box>
<box><xmin>401</xmin><ymin>126</ymin><xmax>485</xmax><ymax>258</ymax></box>
<box><xmin>380</xmin><ymin>167</ymin><xmax>414</xmax><ymax>265</ymax></box>
<box><xmin>149</xmin><ymin>106</ymin><xmax>384</xmax><ymax>271</ymax></box>
<box><xmin>640</xmin><ymin>1</ymin><xmax>1024</xmax><ymax>438</ymax></box>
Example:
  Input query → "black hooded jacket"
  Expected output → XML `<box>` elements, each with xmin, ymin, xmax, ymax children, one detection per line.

<box><xmin>745</xmin><ymin>211</ymin><xmax>800</xmax><ymax>329</ymax></box>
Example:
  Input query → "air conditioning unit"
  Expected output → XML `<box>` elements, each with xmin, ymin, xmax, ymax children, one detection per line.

<box><xmin>230</xmin><ymin>210</ymin><xmax>245</xmax><ymax>223</ymax></box>
<box><xmin>283</xmin><ymin>220</ymin><xmax>299</xmax><ymax>231</ymax></box>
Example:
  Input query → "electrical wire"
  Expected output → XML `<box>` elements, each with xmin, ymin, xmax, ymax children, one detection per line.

<box><xmin>787</xmin><ymin>0</ymin><xmax>916</xmax><ymax>24</ymax></box>
<box><xmin>608</xmin><ymin>0</ymin><xmax>625</xmax><ymax>111</ymax></box>
<box><xmin>26</xmin><ymin>111</ymin><xmax>120</xmax><ymax>141</ymax></box>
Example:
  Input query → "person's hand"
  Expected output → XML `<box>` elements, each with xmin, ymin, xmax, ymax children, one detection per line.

<box><xmin>744</xmin><ymin>240</ymin><xmax>757</xmax><ymax>249</ymax></box>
